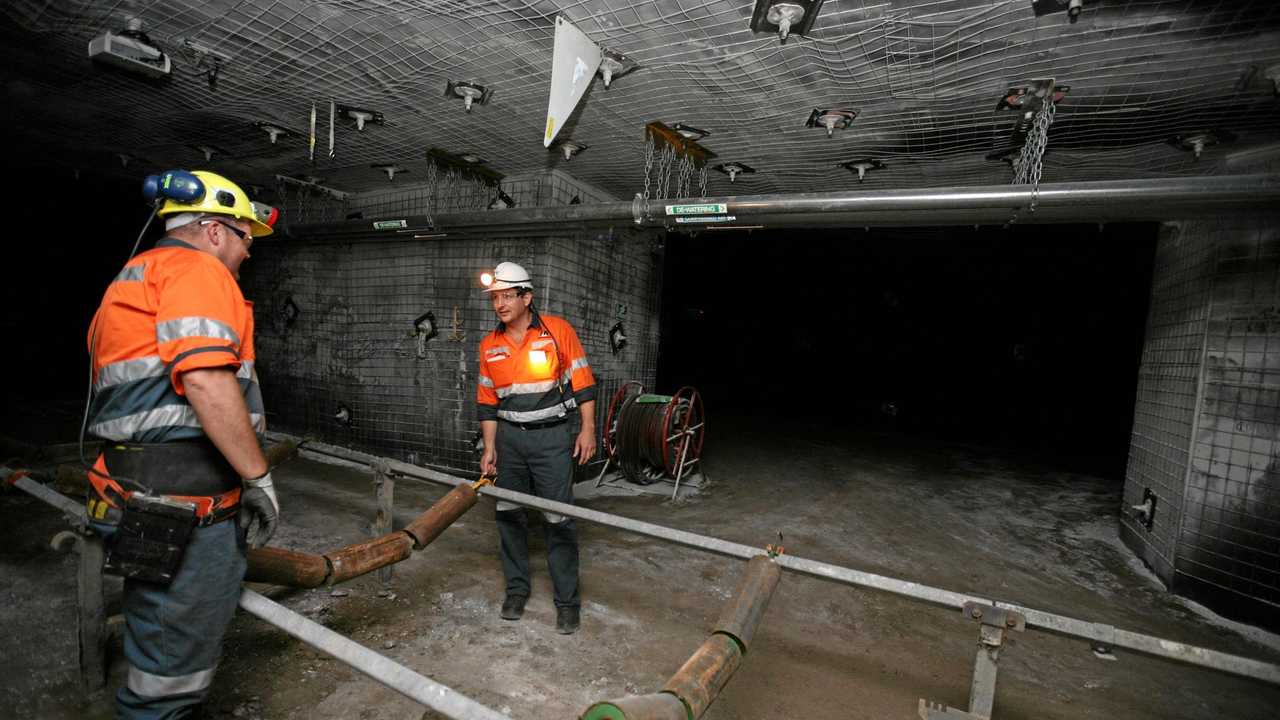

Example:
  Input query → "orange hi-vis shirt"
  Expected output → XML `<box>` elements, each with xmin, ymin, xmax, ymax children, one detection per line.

<box><xmin>87</xmin><ymin>237</ymin><xmax>265</xmax><ymax>443</ymax></box>
<box><xmin>477</xmin><ymin>314</ymin><xmax>596</xmax><ymax>424</ymax></box>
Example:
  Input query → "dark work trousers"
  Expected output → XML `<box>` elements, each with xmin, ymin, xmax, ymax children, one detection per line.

<box><xmin>494</xmin><ymin>420</ymin><xmax>580</xmax><ymax>609</ymax></box>
<box><xmin>92</xmin><ymin>517</ymin><xmax>247</xmax><ymax>719</ymax></box>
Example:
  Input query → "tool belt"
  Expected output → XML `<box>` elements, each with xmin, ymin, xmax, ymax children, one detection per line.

<box><xmin>89</xmin><ymin>439</ymin><xmax>243</xmax><ymax>586</ymax></box>
<box><xmin>87</xmin><ymin>438</ymin><xmax>242</xmax><ymax>527</ymax></box>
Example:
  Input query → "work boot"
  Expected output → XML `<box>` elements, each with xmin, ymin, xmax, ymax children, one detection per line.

<box><xmin>556</xmin><ymin>606</ymin><xmax>580</xmax><ymax>635</ymax></box>
<box><xmin>500</xmin><ymin>594</ymin><xmax>527</xmax><ymax>621</ymax></box>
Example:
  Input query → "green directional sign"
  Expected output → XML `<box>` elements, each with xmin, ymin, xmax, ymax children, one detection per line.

<box><xmin>373</xmin><ymin>219</ymin><xmax>408</xmax><ymax>230</ymax></box>
<box><xmin>665</xmin><ymin>203</ymin><xmax>727</xmax><ymax>216</ymax></box>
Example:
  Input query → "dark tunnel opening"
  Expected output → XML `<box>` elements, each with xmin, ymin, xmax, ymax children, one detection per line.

<box><xmin>656</xmin><ymin>225</ymin><xmax>1157</xmax><ymax>479</ymax></box>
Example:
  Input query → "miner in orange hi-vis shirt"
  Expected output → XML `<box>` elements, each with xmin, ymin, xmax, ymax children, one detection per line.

<box><xmin>85</xmin><ymin>170</ymin><xmax>279</xmax><ymax>719</ymax></box>
<box><xmin>476</xmin><ymin>261</ymin><xmax>596</xmax><ymax>635</ymax></box>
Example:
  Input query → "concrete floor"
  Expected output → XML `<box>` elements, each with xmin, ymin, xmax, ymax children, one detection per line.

<box><xmin>3</xmin><ymin>417</ymin><xmax>1280</xmax><ymax>719</ymax></box>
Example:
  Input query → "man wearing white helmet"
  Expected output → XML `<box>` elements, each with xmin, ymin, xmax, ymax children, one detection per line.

<box><xmin>476</xmin><ymin>261</ymin><xmax>596</xmax><ymax>634</ymax></box>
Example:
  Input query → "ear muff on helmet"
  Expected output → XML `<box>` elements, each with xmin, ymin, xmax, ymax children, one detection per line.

<box><xmin>155</xmin><ymin>170</ymin><xmax>275</xmax><ymax>237</ymax></box>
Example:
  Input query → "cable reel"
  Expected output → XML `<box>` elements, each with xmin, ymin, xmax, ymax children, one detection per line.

<box><xmin>601</xmin><ymin>382</ymin><xmax>705</xmax><ymax>493</ymax></box>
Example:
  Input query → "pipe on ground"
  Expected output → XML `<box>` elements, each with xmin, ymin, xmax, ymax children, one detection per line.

<box><xmin>244</xmin><ymin>481</ymin><xmax>479</xmax><ymax>588</ymax></box>
<box><xmin>582</xmin><ymin>556</ymin><xmax>781</xmax><ymax>719</ymax></box>
<box><xmin>326</xmin><ymin>532</ymin><xmax>414</xmax><ymax>584</ymax></box>
<box><xmin>276</xmin><ymin>433</ymin><xmax>1280</xmax><ymax>687</ymax></box>
<box><xmin>264</xmin><ymin>437</ymin><xmax>302</xmax><ymax>468</ymax></box>
<box><xmin>715</xmin><ymin>555</ymin><xmax>782</xmax><ymax>652</ymax></box>
<box><xmin>239</xmin><ymin>588</ymin><xmax>506</xmax><ymax>720</ymax></box>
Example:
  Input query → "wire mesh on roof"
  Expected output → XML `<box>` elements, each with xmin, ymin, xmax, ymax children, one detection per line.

<box><xmin>1</xmin><ymin>0</ymin><xmax>1277</xmax><ymax>201</ymax></box>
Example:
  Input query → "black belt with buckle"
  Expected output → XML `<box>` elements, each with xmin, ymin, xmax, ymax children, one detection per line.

<box><xmin>501</xmin><ymin>418</ymin><xmax>567</xmax><ymax>431</ymax></box>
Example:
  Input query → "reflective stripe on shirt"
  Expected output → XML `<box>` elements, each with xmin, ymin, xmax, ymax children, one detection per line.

<box><xmin>95</xmin><ymin>355</ymin><xmax>166</xmax><ymax>391</ymax></box>
<box><xmin>114</xmin><ymin>264</ymin><xmax>146</xmax><ymax>283</ymax></box>
<box><xmin>156</xmin><ymin>316</ymin><xmax>240</xmax><ymax>347</ymax></box>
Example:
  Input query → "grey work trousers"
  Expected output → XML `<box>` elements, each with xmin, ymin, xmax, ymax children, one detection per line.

<box><xmin>494</xmin><ymin>420</ymin><xmax>580</xmax><ymax>609</ymax></box>
<box><xmin>91</xmin><ymin>517</ymin><xmax>247</xmax><ymax>719</ymax></box>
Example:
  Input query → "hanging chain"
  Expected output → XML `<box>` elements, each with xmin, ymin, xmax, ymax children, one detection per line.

<box><xmin>423</xmin><ymin>162</ymin><xmax>438</xmax><ymax>228</ymax></box>
<box><xmin>656</xmin><ymin>144</ymin><xmax>675</xmax><ymax>200</ymax></box>
<box><xmin>698</xmin><ymin>163</ymin><xmax>709</xmax><ymax>198</ymax></box>
<box><xmin>642</xmin><ymin>131</ymin><xmax>656</xmax><ymax>201</ymax></box>
<box><xmin>1008</xmin><ymin>99</ymin><xmax>1057</xmax><ymax>225</ymax></box>
<box><xmin>676</xmin><ymin>155</ymin><xmax>693</xmax><ymax>198</ymax></box>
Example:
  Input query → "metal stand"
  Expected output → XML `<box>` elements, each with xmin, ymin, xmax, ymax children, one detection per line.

<box><xmin>665</xmin><ymin>421</ymin><xmax>703</xmax><ymax>501</ymax></box>
<box><xmin>372</xmin><ymin>461</ymin><xmax>394</xmax><ymax>584</ymax></box>
<box><xmin>51</xmin><ymin>528</ymin><xmax>108</xmax><ymax>696</ymax></box>
<box><xmin>919</xmin><ymin>602</ymin><xmax>1025</xmax><ymax>720</ymax></box>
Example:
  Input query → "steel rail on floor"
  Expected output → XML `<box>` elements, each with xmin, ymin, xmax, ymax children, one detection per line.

<box><xmin>1</xmin><ymin>464</ymin><xmax>506</xmax><ymax>720</ymax></box>
<box><xmin>269</xmin><ymin>435</ymin><xmax>1280</xmax><ymax>688</ymax></box>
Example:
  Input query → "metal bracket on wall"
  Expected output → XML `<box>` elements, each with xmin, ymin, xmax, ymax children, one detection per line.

<box><xmin>415</xmin><ymin>311</ymin><xmax>438</xmax><ymax>358</ymax></box>
<box><xmin>919</xmin><ymin>601</ymin><xmax>1026</xmax><ymax>719</ymax></box>
<box><xmin>449</xmin><ymin>307</ymin><xmax>465</xmax><ymax>342</ymax></box>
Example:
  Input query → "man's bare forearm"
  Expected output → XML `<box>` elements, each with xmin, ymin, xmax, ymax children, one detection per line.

<box><xmin>183</xmin><ymin>367</ymin><xmax>269</xmax><ymax>479</ymax></box>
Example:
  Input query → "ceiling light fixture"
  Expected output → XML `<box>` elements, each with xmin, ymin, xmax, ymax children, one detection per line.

<box><xmin>458</xmin><ymin>153</ymin><xmax>485</xmax><ymax>164</ymax></box>
<box><xmin>750</xmin><ymin>0</ymin><xmax>825</xmax><ymax>43</ymax></box>
<box><xmin>87</xmin><ymin>17</ymin><xmax>171</xmax><ymax>79</ymax></box>
<box><xmin>839</xmin><ymin>158</ymin><xmax>885</xmax><ymax>182</ymax></box>
<box><xmin>1169</xmin><ymin>131</ymin><xmax>1235</xmax><ymax>161</ymax></box>
<box><xmin>335</xmin><ymin>105</ymin><xmax>383</xmax><ymax>131</ymax></box>
<box><xmin>552</xmin><ymin>139</ymin><xmax>588</xmax><ymax>161</ymax></box>
<box><xmin>714</xmin><ymin>162</ymin><xmax>756</xmax><ymax>183</ymax></box>
<box><xmin>806</xmin><ymin>108</ymin><xmax>856</xmax><ymax>138</ymax></box>
<box><xmin>187</xmin><ymin>145</ymin><xmax>213</xmax><ymax>161</ymax></box>
<box><xmin>255</xmin><ymin>121</ymin><xmax>291</xmax><ymax>144</ymax></box>
<box><xmin>371</xmin><ymin>164</ymin><xmax>407</xmax><ymax>181</ymax></box>
<box><xmin>598</xmin><ymin>49</ymin><xmax>638</xmax><ymax>88</ymax></box>
<box><xmin>445</xmin><ymin>80</ymin><xmax>493</xmax><ymax>112</ymax></box>
<box><xmin>671</xmin><ymin>123</ymin><xmax>710</xmax><ymax>141</ymax></box>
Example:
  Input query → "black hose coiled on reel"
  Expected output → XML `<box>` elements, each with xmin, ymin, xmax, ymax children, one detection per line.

<box><xmin>609</xmin><ymin>387</ymin><xmax>702</xmax><ymax>485</ymax></box>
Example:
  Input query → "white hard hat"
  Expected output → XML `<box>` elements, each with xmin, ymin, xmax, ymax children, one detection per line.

<box><xmin>480</xmin><ymin>261</ymin><xmax>533</xmax><ymax>292</ymax></box>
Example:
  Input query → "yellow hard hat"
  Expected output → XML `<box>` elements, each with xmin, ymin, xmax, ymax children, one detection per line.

<box><xmin>156</xmin><ymin>170</ymin><xmax>274</xmax><ymax>237</ymax></box>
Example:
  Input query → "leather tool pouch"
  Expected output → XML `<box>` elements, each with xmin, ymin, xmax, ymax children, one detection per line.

<box><xmin>103</xmin><ymin>493</ymin><xmax>198</xmax><ymax>586</ymax></box>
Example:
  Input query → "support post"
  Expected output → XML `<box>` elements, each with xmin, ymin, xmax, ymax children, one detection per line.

<box><xmin>52</xmin><ymin>530</ymin><xmax>107</xmax><ymax>696</ymax></box>
<box><xmin>919</xmin><ymin>602</ymin><xmax>1025</xmax><ymax>720</ymax></box>
<box><xmin>372</xmin><ymin>461</ymin><xmax>394</xmax><ymax>584</ymax></box>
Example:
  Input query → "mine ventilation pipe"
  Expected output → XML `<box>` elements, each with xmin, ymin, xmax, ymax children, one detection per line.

<box><xmin>582</xmin><ymin>555</ymin><xmax>783</xmax><ymax>720</ymax></box>
<box><xmin>244</xmin><ymin>477</ymin><xmax>488</xmax><ymax>587</ymax></box>
<box><xmin>272</xmin><ymin>433</ymin><xmax>1280</xmax><ymax>687</ymax></box>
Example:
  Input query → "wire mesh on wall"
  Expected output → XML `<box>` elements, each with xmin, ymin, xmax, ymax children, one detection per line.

<box><xmin>274</xmin><ymin>176</ymin><xmax>350</xmax><ymax>227</ymax></box>
<box><xmin>1178</xmin><ymin>220</ymin><xmax>1280</xmax><ymax>618</ymax></box>
<box><xmin>243</xmin><ymin>226</ymin><xmax>663</xmax><ymax>477</ymax></box>
<box><xmin>1122</xmin><ymin>223</ymin><xmax>1217</xmax><ymax>580</ymax></box>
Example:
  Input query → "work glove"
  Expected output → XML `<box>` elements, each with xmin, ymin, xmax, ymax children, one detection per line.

<box><xmin>239</xmin><ymin>472</ymin><xmax>280</xmax><ymax>548</ymax></box>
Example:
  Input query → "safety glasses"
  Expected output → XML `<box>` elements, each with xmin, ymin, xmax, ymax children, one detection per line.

<box><xmin>201</xmin><ymin>218</ymin><xmax>250</xmax><ymax>243</ymax></box>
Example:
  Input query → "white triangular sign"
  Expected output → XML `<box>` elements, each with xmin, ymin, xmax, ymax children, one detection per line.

<box><xmin>544</xmin><ymin>16</ymin><xmax>603</xmax><ymax>148</ymax></box>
